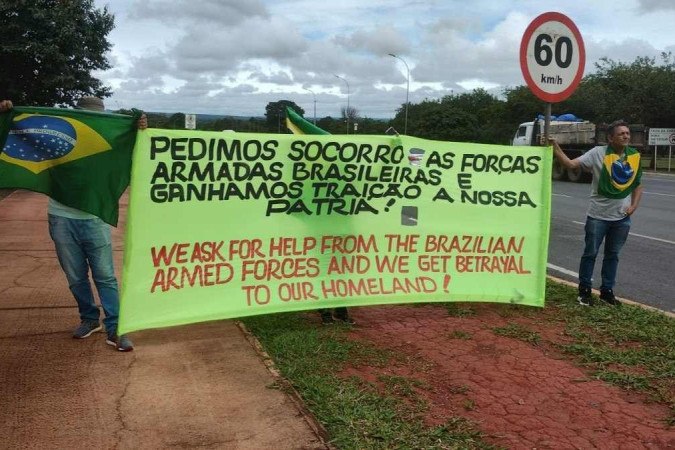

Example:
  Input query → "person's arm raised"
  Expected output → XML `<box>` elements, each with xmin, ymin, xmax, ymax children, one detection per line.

<box><xmin>546</xmin><ymin>137</ymin><xmax>581</xmax><ymax>170</ymax></box>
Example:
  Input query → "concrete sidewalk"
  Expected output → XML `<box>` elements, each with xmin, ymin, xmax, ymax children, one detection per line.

<box><xmin>0</xmin><ymin>190</ymin><xmax>326</xmax><ymax>449</ymax></box>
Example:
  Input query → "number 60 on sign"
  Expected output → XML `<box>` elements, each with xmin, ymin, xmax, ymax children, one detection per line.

<box><xmin>520</xmin><ymin>12</ymin><xmax>586</xmax><ymax>103</ymax></box>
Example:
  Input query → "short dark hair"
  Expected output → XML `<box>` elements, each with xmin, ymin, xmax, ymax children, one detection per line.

<box><xmin>607</xmin><ymin>119</ymin><xmax>628</xmax><ymax>138</ymax></box>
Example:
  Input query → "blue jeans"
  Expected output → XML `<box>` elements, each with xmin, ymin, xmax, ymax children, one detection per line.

<box><xmin>578</xmin><ymin>216</ymin><xmax>631</xmax><ymax>291</ymax></box>
<box><xmin>48</xmin><ymin>214</ymin><xmax>119</xmax><ymax>334</ymax></box>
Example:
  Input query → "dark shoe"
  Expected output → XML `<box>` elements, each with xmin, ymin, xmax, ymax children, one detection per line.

<box><xmin>600</xmin><ymin>289</ymin><xmax>621</xmax><ymax>306</ymax></box>
<box><xmin>335</xmin><ymin>315</ymin><xmax>356</xmax><ymax>325</ymax></box>
<box><xmin>73</xmin><ymin>320</ymin><xmax>102</xmax><ymax>339</ymax></box>
<box><xmin>577</xmin><ymin>287</ymin><xmax>593</xmax><ymax>307</ymax></box>
<box><xmin>106</xmin><ymin>333</ymin><xmax>134</xmax><ymax>352</ymax></box>
<box><xmin>320</xmin><ymin>311</ymin><xmax>334</xmax><ymax>325</ymax></box>
<box><xmin>334</xmin><ymin>308</ymin><xmax>356</xmax><ymax>325</ymax></box>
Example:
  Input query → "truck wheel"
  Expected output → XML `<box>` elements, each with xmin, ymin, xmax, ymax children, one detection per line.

<box><xmin>552</xmin><ymin>159</ymin><xmax>568</xmax><ymax>181</ymax></box>
<box><xmin>567</xmin><ymin>167</ymin><xmax>589</xmax><ymax>183</ymax></box>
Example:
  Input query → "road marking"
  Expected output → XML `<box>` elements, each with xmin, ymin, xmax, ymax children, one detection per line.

<box><xmin>571</xmin><ymin>221</ymin><xmax>675</xmax><ymax>245</ymax></box>
<box><xmin>556</xmin><ymin>190</ymin><xmax>675</xmax><ymax>197</ymax></box>
<box><xmin>644</xmin><ymin>191</ymin><xmax>675</xmax><ymax>197</ymax></box>
<box><xmin>547</xmin><ymin>263</ymin><xmax>578</xmax><ymax>277</ymax></box>
<box><xmin>644</xmin><ymin>174</ymin><xmax>675</xmax><ymax>182</ymax></box>
<box><xmin>628</xmin><ymin>232</ymin><xmax>675</xmax><ymax>245</ymax></box>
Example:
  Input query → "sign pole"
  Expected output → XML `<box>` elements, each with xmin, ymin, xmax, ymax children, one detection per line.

<box><xmin>648</xmin><ymin>129</ymin><xmax>675</xmax><ymax>171</ymax></box>
<box><xmin>544</xmin><ymin>103</ymin><xmax>552</xmax><ymax>141</ymax></box>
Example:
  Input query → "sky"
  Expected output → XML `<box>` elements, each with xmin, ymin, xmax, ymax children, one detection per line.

<box><xmin>93</xmin><ymin>0</ymin><xmax>675</xmax><ymax>119</ymax></box>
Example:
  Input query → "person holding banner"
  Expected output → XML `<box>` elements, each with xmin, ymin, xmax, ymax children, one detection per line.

<box><xmin>548</xmin><ymin>120</ymin><xmax>643</xmax><ymax>307</ymax></box>
<box><xmin>0</xmin><ymin>98</ymin><xmax>147</xmax><ymax>351</ymax></box>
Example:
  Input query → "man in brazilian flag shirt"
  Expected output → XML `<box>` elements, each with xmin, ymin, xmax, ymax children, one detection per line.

<box><xmin>548</xmin><ymin>120</ymin><xmax>643</xmax><ymax>307</ymax></box>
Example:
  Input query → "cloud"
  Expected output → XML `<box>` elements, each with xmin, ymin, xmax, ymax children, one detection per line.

<box><xmin>95</xmin><ymin>0</ymin><xmax>675</xmax><ymax>117</ymax></box>
<box><xmin>414</xmin><ymin>11</ymin><xmax>529</xmax><ymax>90</ymax></box>
<box><xmin>585</xmin><ymin>38</ymin><xmax>664</xmax><ymax>72</ymax></box>
<box><xmin>172</xmin><ymin>17</ymin><xmax>307</xmax><ymax>73</ymax></box>
<box><xmin>334</xmin><ymin>26</ymin><xmax>411</xmax><ymax>57</ymax></box>
<box><xmin>127</xmin><ymin>55</ymin><xmax>171</xmax><ymax>79</ymax></box>
<box><xmin>636</xmin><ymin>0</ymin><xmax>675</xmax><ymax>12</ymax></box>
<box><xmin>249</xmin><ymin>70</ymin><xmax>294</xmax><ymax>85</ymax></box>
<box><xmin>129</xmin><ymin>0</ymin><xmax>268</xmax><ymax>25</ymax></box>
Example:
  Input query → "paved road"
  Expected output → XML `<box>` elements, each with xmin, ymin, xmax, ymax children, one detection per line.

<box><xmin>547</xmin><ymin>172</ymin><xmax>675</xmax><ymax>313</ymax></box>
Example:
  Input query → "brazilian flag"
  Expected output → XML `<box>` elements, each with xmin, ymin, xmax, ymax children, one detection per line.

<box><xmin>0</xmin><ymin>106</ymin><xmax>142</xmax><ymax>226</ymax></box>
<box><xmin>597</xmin><ymin>146</ymin><xmax>642</xmax><ymax>199</ymax></box>
<box><xmin>285</xmin><ymin>106</ymin><xmax>330</xmax><ymax>135</ymax></box>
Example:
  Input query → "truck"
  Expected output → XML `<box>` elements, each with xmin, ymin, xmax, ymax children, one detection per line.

<box><xmin>512</xmin><ymin>118</ymin><xmax>647</xmax><ymax>182</ymax></box>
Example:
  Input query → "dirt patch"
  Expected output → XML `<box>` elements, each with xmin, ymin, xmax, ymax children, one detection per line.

<box><xmin>340</xmin><ymin>304</ymin><xmax>675</xmax><ymax>449</ymax></box>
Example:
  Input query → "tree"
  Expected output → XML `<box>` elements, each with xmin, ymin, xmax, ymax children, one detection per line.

<box><xmin>502</xmin><ymin>86</ymin><xmax>542</xmax><ymax>123</ymax></box>
<box><xmin>339</xmin><ymin>106</ymin><xmax>360</xmax><ymax>133</ymax></box>
<box><xmin>264</xmin><ymin>100</ymin><xmax>304</xmax><ymax>132</ymax></box>
<box><xmin>355</xmin><ymin>117</ymin><xmax>388</xmax><ymax>135</ymax></box>
<box><xmin>578</xmin><ymin>54</ymin><xmax>675</xmax><ymax>126</ymax></box>
<box><xmin>0</xmin><ymin>1</ymin><xmax>115</xmax><ymax>107</ymax></box>
<box><xmin>166</xmin><ymin>113</ymin><xmax>186</xmax><ymax>129</ymax></box>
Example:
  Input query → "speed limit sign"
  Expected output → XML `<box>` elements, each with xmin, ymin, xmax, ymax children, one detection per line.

<box><xmin>520</xmin><ymin>12</ymin><xmax>585</xmax><ymax>103</ymax></box>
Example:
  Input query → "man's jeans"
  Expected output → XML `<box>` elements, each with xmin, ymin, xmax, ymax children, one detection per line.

<box><xmin>578</xmin><ymin>216</ymin><xmax>631</xmax><ymax>291</ymax></box>
<box><xmin>48</xmin><ymin>215</ymin><xmax>119</xmax><ymax>333</ymax></box>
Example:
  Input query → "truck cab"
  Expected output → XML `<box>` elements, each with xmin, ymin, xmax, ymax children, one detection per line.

<box><xmin>512</xmin><ymin>119</ymin><xmax>595</xmax><ymax>182</ymax></box>
<box><xmin>512</xmin><ymin>122</ymin><xmax>537</xmax><ymax>147</ymax></box>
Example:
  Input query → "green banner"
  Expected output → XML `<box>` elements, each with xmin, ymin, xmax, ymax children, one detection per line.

<box><xmin>0</xmin><ymin>107</ymin><xmax>141</xmax><ymax>226</ymax></box>
<box><xmin>119</xmin><ymin>129</ymin><xmax>551</xmax><ymax>334</ymax></box>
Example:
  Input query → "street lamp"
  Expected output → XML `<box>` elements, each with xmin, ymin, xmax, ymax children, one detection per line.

<box><xmin>304</xmin><ymin>88</ymin><xmax>317</xmax><ymax>124</ymax></box>
<box><xmin>334</xmin><ymin>74</ymin><xmax>350</xmax><ymax>134</ymax></box>
<box><xmin>388</xmin><ymin>53</ymin><xmax>410</xmax><ymax>135</ymax></box>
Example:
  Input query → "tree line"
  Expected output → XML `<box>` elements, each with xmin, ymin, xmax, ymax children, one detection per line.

<box><xmin>385</xmin><ymin>53</ymin><xmax>675</xmax><ymax>144</ymax></box>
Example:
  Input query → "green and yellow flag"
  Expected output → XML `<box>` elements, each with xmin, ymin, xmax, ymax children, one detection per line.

<box><xmin>0</xmin><ymin>106</ymin><xmax>141</xmax><ymax>225</ymax></box>
<box><xmin>597</xmin><ymin>146</ymin><xmax>642</xmax><ymax>199</ymax></box>
<box><xmin>285</xmin><ymin>106</ymin><xmax>330</xmax><ymax>135</ymax></box>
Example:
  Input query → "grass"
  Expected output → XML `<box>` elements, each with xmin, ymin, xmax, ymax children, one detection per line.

<box><xmin>492</xmin><ymin>323</ymin><xmax>541</xmax><ymax>345</ymax></box>
<box><xmin>543</xmin><ymin>280</ymin><xmax>675</xmax><ymax>425</ymax></box>
<box><xmin>481</xmin><ymin>285</ymin><xmax>675</xmax><ymax>425</ymax></box>
<box><xmin>444</xmin><ymin>304</ymin><xmax>477</xmax><ymax>317</ymax></box>
<box><xmin>241</xmin><ymin>313</ymin><xmax>499</xmax><ymax>449</ymax></box>
<box><xmin>242</xmin><ymin>278</ymin><xmax>675</xmax><ymax>448</ymax></box>
<box><xmin>448</xmin><ymin>330</ymin><xmax>472</xmax><ymax>340</ymax></box>
<box><xmin>641</xmin><ymin>157</ymin><xmax>675</xmax><ymax>171</ymax></box>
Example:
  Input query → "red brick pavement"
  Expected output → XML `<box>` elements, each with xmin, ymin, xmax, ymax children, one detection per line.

<box><xmin>342</xmin><ymin>305</ymin><xmax>674</xmax><ymax>450</ymax></box>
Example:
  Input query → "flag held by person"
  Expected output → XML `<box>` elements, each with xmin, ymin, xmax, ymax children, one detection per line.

<box><xmin>285</xmin><ymin>106</ymin><xmax>330</xmax><ymax>135</ymax></box>
<box><xmin>0</xmin><ymin>106</ymin><xmax>142</xmax><ymax>226</ymax></box>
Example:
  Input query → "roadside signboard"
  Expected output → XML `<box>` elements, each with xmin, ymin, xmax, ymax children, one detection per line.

<box><xmin>520</xmin><ymin>12</ymin><xmax>585</xmax><ymax>103</ymax></box>
<box><xmin>648</xmin><ymin>128</ymin><xmax>675</xmax><ymax>146</ymax></box>
<box><xmin>185</xmin><ymin>114</ymin><xmax>196</xmax><ymax>130</ymax></box>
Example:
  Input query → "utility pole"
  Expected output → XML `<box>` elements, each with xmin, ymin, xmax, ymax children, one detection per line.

<box><xmin>304</xmin><ymin>88</ymin><xmax>317</xmax><ymax>124</ymax></box>
<box><xmin>388</xmin><ymin>53</ymin><xmax>410</xmax><ymax>135</ymax></box>
<box><xmin>334</xmin><ymin>74</ymin><xmax>350</xmax><ymax>134</ymax></box>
